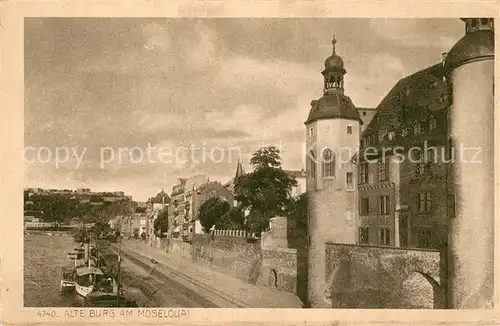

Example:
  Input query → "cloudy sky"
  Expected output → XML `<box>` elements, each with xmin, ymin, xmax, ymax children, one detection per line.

<box><xmin>24</xmin><ymin>18</ymin><xmax>463</xmax><ymax>201</ymax></box>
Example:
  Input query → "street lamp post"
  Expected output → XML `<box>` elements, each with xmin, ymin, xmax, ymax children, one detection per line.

<box><xmin>116</xmin><ymin>235</ymin><xmax>122</xmax><ymax>307</ymax></box>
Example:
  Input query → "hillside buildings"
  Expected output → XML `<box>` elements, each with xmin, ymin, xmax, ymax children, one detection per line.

<box><xmin>305</xmin><ymin>18</ymin><xmax>494</xmax><ymax>308</ymax></box>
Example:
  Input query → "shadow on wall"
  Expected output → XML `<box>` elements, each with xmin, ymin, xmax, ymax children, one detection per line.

<box><xmin>325</xmin><ymin>243</ymin><xmax>446</xmax><ymax>309</ymax></box>
<box><xmin>190</xmin><ymin>234</ymin><xmax>301</xmax><ymax>300</ymax></box>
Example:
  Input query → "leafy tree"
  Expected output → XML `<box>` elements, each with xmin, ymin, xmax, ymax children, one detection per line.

<box><xmin>286</xmin><ymin>192</ymin><xmax>308</xmax><ymax>231</ymax></box>
<box><xmin>153</xmin><ymin>208</ymin><xmax>169</xmax><ymax>236</ymax></box>
<box><xmin>30</xmin><ymin>195</ymin><xmax>79</xmax><ymax>225</ymax></box>
<box><xmin>234</xmin><ymin>146</ymin><xmax>297</xmax><ymax>233</ymax></box>
<box><xmin>198</xmin><ymin>197</ymin><xmax>230</xmax><ymax>232</ymax></box>
<box><xmin>250</xmin><ymin>146</ymin><xmax>282</xmax><ymax>169</ymax></box>
<box><xmin>216</xmin><ymin>207</ymin><xmax>245</xmax><ymax>230</ymax></box>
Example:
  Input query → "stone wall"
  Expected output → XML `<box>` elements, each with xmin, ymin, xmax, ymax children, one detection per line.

<box><xmin>192</xmin><ymin>234</ymin><xmax>262</xmax><ymax>283</ymax></box>
<box><xmin>191</xmin><ymin>234</ymin><xmax>299</xmax><ymax>295</ymax></box>
<box><xmin>324</xmin><ymin>243</ymin><xmax>445</xmax><ymax>309</ymax></box>
<box><xmin>165</xmin><ymin>238</ymin><xmax>192</xmax><ymax>258</ymax></box>
<box><xmin>257</xmin><ymin>247</ymin><xmax>297</xmax><ymax>294</ymax></box>
<box><xmin>260</xmin><ymin>216</ymin><xmax>288</xmax><ymax>248</ymax></box>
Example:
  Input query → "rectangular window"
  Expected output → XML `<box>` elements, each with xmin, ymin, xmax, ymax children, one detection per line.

<box><xmin>378</xmin><ymin>228</ymin><xmax>391</xmax><ymax>245</ymax></box>
<box><xmin>429</xmin><ymin>116</ymin><xmax>437</xmax><ymax>131</ymax></box>
<box><xmin>425</xmin><ymin>192</ymin><xmax>432</xmax><ymax>211</ymax></box>
<box><xmin>418</xmin><ymin>192</ymin><xmax>425</xmax><ymax>212</ymax></box>
<box><xmin>418</xmin><ymin>192</ymin><xmax>432</xmax><ymax>212</ymax></box>
<box><xmin>377</xmin><ymin>160</ymin><xmax>388</xmax><ymax>182</ymax></box>
<box><xmin>414</xmin><ymin>123</ymin><xmax>421</xmax><ymax>135</ymax></box>
<box><xmin>346</xmin><ymin>172</ymin><xmax>353</xmax><ymax>189</ymax></box>
<box><xmin>388</xmin><ymin>131</ymin><xmax>395</xmax><ymax>141</ymax></box>
<box><xmin>359</xmin><ymin>163</ymin><xmax>368</xmax><ymax>184</ymax></box>
<box><xmin>416</xmin><ymin>227</ymin><xmax>433</xmax><ymax>249</ymax></box>
<box><xmin>379</xmin><ymin>195</ymin><xmax>390</xmax><ymax>215</ymax></box>
<box><xmin>358</xmin><ymin>227</ymin><xmax>369</xmax><ymax>244</ymax></box>
<box><xmin>309</xmin><ymin>128</ymin><xmax>314</xmax><ymax>137</ymax></box>
<box><xmin>347</xmin><ymin>125</ymin><xmax>353</xmax><ymax>134</ymax></box>
<box><xmin>360</xmin><ymin>197</ymin><xmax>370</xmax><ymax>215</ymax></box>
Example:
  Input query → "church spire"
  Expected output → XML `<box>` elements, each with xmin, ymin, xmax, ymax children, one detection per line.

<box><xmin>235</xmin><ymin>159</ymin><xmax>245</xmax><ymax>180</ymax></box>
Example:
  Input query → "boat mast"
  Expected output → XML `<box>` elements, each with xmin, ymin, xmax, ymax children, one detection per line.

<box><xmin>88</xmin><ymin>231</ymin><xmax>91</xmax><ymax>268</ymax></box>
<box><xmin>116</xmin><ymin>234</ymin><xmax>122</xmax><ymax>306</ymax></box>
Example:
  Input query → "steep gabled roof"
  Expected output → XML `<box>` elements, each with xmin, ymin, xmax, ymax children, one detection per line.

<box><xmin>362</xmin><ymin>63</ymin><xmax>447</xmax><ymax>137</ymax></box>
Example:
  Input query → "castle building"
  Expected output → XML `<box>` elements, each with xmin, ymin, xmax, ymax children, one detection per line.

<box><xmin>305</xmin><ymin>34</ymin><xmax>362</xmax><ymax>307</ymax></box>
<box><xmin>305</xmin><ymin>19</ymin><xmax>494</xmax><ymax>308</ymax></box>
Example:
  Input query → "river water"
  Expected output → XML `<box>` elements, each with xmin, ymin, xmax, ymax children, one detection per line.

<box><xmin>24</xmin><ymin>232</ymin><xmax>85</xmax><ymax>307</ymax></box>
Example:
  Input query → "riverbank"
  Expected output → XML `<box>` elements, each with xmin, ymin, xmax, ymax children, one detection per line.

<box><xmin>98</xmin><ymin>242</ymin><xmax>216</xmax><ymax>307</ymax></box>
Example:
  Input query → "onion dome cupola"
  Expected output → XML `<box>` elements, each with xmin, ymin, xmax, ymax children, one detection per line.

<box><xmin>322</xmin><ymin>34</ymin><xmax>346</xmax><ymax>93</ymax></box>
<box><xmin>305</xmin><ymin>33</ymin><xmax>362</xmax><ymax>125</ymax></box>
<box><xmin>444</xmin><ymin>18</ymin><xmax>494</xmax><ymax>71</ymax></box>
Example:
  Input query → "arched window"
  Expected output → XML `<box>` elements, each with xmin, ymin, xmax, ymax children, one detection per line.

<box><xmin>308</xmin><ymin>150</ymin><xmax>317</xmax><ymax>179</ymax></box>
<box><xmin>322</xmin><ymin>148</ymin><xmax>336</xmax><ymax>177</ymax></box>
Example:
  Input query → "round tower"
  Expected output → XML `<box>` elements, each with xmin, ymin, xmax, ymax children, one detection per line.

<box><xmin>444</xmin><ymin>18</ymin><xmax>494</xmax><ymax>308</ymax></box>
<box><xmin>304</xmin><ymin>34</ymin><xmax>362</xmax><ymax>308</ymax></box>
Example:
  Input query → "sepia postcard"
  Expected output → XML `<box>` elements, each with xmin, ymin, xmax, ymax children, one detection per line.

<box><xmin>1</xmin><ymin>1</ymin><xmax>499</xmax><ymax>325</ymax></box>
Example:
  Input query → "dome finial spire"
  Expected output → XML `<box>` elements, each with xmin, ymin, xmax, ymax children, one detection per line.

<box><xmin>331</xmin><ymin>32</ymin><xmax>337</xmax><ymax>54</ymax></box>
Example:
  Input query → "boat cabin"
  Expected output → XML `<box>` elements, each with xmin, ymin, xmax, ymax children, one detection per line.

<box><xmin>76</xmin><ymin>267</ymin><xmax>104</xmax><ymax>287</ymax></box>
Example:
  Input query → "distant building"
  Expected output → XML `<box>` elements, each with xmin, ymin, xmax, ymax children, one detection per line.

<box><xmin>183</xmin><ymin>175</ymin><xmax>209</xmax><ymax>235</ymax></box>
<box><xmin>284</xmin><ymin>169</ymin><xmax>307</xmax><ymax>197</ymax></box>
<box><xmin>169</xmin><ymin>178</ymin><xmax>187</xmax><ymax>239</ymax></box>
<box><xmin>191</xmin><ymin>180</ymin><xmax>234</xmax><ymax>234</ymax></box>
<box><xmin>146</xmin><ymin>189</ymin><xmax>171</xmax><ymax>245</ymax></box>
<box><xmin>76</xmin><ymin>188</ymin><xmax>91</xmax><ymax>194</ymax></box>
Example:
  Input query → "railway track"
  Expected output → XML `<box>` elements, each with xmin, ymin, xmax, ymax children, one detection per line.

<box><xmin>107</xmin><ymin>243</ymin><xmax>250</xmax><ymax>308</ymax></box>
